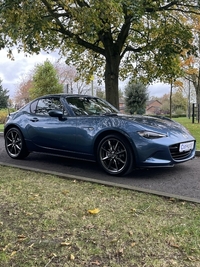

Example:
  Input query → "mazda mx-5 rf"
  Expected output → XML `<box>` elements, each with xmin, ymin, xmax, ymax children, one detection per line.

<box><xmin>4</xmin><ymin>94</ymin><xmax>196</xmax><ymax>176</ymax></box>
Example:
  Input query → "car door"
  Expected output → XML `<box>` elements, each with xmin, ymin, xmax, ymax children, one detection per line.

<box><xmin>25</xmin><ymin>96</ymin><xmax>77</xmax><ymax>152</ymax></box>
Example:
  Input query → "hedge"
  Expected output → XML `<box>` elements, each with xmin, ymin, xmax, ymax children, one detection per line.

<box><xmin>0</xmin><ymin>109</ymin><xmax>11</xmax><ymax>124</ymax></box>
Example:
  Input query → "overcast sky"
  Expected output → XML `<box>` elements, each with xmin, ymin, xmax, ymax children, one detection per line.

<box><xmin>0</xmin><ymin>48</ymin><xmax>170</xmax><ymax>99</ymax></box>
<box><xmin>0</xmin><ymin>48</ymin><xmax>59</xmax><ymax>98</ymax></box>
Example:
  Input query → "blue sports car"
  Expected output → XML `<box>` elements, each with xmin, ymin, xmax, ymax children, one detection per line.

<box><xmin>4</xmin><ymin>94</ymin><xmax>196</xmax><ymax>176</ymax></box>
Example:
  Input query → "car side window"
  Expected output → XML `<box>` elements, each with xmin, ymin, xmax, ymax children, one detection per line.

<box><xmin>30</xmin><ymin>100</ymin><xmax>37</xmax><ymax>114</ymax></box>
<box><xmin>30</xmin><ymin>98</ymin><xmax>68</xmax><ymax>116</ymax></box>
<box><xmin>67</xmin><ymin>98</ymin><xmax>88</xmax><ymax>116</ymax></box>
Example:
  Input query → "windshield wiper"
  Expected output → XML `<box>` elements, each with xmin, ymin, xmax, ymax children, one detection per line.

<box><xmin>102</xmin><ymin>112</ymin><xmax>118</xmax><ymax>116</ymax></box>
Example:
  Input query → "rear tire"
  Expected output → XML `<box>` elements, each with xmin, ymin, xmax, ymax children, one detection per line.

<box><xmin>5</xmin><ymin>128</ymin><xmax>29</xmax><ymax>159</ymax></box>
<box><xmin>97</xmin><ymin>134</ymin><xmax>133</xmax><ymax>176</ymax></box>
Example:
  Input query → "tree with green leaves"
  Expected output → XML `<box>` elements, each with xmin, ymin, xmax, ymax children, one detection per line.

<box><xmin>178</xmin><ymin>13</ymin><xmax>200</xmax><ymax>106</ymax></box>
<box><xmin>125</xmin><ymin>82</ymin><xmax>148</xmax><ymax>115</ymax></box>
<box><xmin>0</xmin><ymin>1</ymin><xmax>199</xmax><ymax>108</ymax></box>
<box><xmin>29</xmin><ymin>60</ymin><xmax>63</xmax><ymax>99</ymax></box>
<box><xmin>172</xmin><ymin>91</ymin><xmax>187</xmax><ymax>115</ymax></box>
<box><xmin>0</xmin><ymin>79</ymin><xmax>9</xmax><ymax>109</ymax></box>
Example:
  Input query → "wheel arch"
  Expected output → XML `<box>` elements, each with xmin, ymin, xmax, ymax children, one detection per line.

<box><xmin>4</xmin><ymin>124</ymin><xmax>23</xmax><ymax>137</ymax></box>
<box><xmin>4</xmin><ymin>125</ymin><xmax>30</xmax><ymax>159</ymax></box>
<box><xmin>93</xmin><ymin>130</ymin><xmax>136</xmax><ymax>160</ymax></box>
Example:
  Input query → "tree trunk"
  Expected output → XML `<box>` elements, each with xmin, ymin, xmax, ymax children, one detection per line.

<box><xmin>196</xmin><ymin>81</ymin><xmax>200</xmax><ymax>105</ymax></box>
<box><xmin>191</xmin><ymin>71</ymin><xmax>200</xmax><ymax>105</ymax></box>
<box><xmin>194</xmin><ymin>71</ymin><xmax>200</xmax><ymax>105</ymax></box>
<box><xmin>104</xmin><ymin>55</ymin><xmax>120</xmax><ymax>109</ymax></box>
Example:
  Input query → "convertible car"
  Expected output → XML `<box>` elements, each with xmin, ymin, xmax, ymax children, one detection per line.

<box><xmin>4</xmin><ymin>94</ymin><xmax>196</xmax><ymax>176</ymax></box>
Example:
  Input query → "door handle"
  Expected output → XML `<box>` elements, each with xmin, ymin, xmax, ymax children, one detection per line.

<box><xmin>30</xmin><ymin>118</ymin><xmax>39</xmax><ymax>122</ymax></box>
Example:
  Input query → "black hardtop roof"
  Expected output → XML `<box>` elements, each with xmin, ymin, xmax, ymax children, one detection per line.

<box><xmin>39</xmin><ymin>93</ymin><xmax>96</xmax><ymax>98</ymax></box>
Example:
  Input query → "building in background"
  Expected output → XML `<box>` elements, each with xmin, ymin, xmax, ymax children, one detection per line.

<box><xmin>146</xmin><ymin>100</ymin><xmax>162</xmax><ymax>115</ymax></box>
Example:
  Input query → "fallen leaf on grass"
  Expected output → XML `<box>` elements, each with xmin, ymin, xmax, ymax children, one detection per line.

<box><xmin>131</xmin><ymin>208</ymin><xmax>136</xmax><ymax>212</ymax></box>
<box><xmin>168</xmin><ymin>240</ymin><xmax>179</xmax><ymax>248</ymax></box>
<box><xmin>60</xmin><ymin>242</ymin><xmax>71</xmax><ymax>246</ymax></box>
<box><xmin>10</xmin><ymin>251</ymin><xmax>17</xmax><ymax>257</ymax></box>
<box><xmin>87</xmin><ymin>208</ymin><xmax>100</xmax><ymax>214</ymax></box>
<box><xmin>28</xmin><ymin>243</ymin><xmax>34</xmax><ymax>248</ymax></box>
<box><xmin>17</xmin><ymin>234</ymin><xmax>26</xmax><ymax>242</ymax></box>
<box><xmin>62</xmin><ymin>190</ymin><xmax>69</xmax><ymax>195</ymax></box>
<box><xmin>70</xmin><ymin>254</ymin><xmax>75</xmax><ymax>260</ymax></box>
<box><xmin>25</xmin><ymin>212</ymin><xmax>33</xmax><ymax>216</ymax></box>
<box><xmin>111</xmin><ymin>238</ymin><xmax>118</xmax><ymax>243</ymax></box>
<box><xmin>187</xmin><ymin>256</ymin><xmax>197</xmax><ymax>262</ymax></box>
<box><xmin>49</xmin><ymin>253</ymin><xmax>57</xmax><ymax>258</ymax></box>
<box><xmin>2</xmin><ymin>244</ymin><xmax>10</xmax><ymax>251</ymax></box>
<box><xmin>129</xmin><ymin>230</ymin><xmax>133</xmax><ymax>236</ymax></box>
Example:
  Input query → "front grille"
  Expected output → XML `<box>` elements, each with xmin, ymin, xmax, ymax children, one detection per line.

<box><xmin>169</xmin><ymin>144</ymin><xmax>192</xmax><ymax>161</ymax></box>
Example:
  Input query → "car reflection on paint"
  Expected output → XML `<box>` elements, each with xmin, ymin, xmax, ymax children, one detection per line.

<box><xmin>4</xmin><ymin>94</ymin><xmax>196</xmax><ymax>176</ymax></box>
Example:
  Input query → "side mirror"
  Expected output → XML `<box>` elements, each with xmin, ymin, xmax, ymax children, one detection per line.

<box><xmin>49</xmin><ymin>109</ymin><xmax>63</xmax><ymax>119</ymax></box>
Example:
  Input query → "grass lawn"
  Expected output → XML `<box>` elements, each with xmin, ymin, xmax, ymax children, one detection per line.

<box><xmin>0</xmin><ymin>166</ymin><xmax>200</xmax><ymax>267</ymax></box>
<box><xmin>173</xmin><ymin>117</ymin><xmax>200</xmax><ymax>150</ymax></box>
<box><xmin>0</xmin><ymin>124</ymin><xmax>4</xmax><ymax>132</ymax></box>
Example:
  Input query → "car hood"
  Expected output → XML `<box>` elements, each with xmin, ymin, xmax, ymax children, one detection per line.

<box><xmin>117</xmin><ymin>114</ymin><xmax>192</xmax><ymax>135</ymax></box>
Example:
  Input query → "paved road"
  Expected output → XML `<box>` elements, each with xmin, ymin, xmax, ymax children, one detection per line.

<box><xmin>0</xmin><ymin>134</ymin><xmax>200</xmax><ymax>203</ymax></box>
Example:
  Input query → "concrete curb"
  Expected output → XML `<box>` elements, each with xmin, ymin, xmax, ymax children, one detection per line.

<box><xmin>0</xmin><ymin>161</ymin><xmax>200</xmax><ymax>204</ymax></box>
<box><xmin>0</xmin><ymin>130</ymin><xmax>200</xmax><ymax>203</ymax></box>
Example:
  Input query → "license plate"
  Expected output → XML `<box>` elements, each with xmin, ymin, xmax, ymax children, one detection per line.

<box><xmin>179</xmin><ymin>141</ymin><xmax>194</xmax><ymax>152</ymax></box>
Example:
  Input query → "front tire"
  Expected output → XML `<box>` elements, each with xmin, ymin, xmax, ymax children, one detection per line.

<box><xmin>5</xmin><ymin>128</ymin><xmax>29</xmax><ymax>159</ymax></box>
<box><xmin>97</xmin><ymin>134</ymin><xmax>133</xmax><ymax>176</ymax></box>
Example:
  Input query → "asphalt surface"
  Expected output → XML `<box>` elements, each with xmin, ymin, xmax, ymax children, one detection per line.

<box><xmin>0</xmin><ymin>133</ymin><xmax>200</xmax><ymax>203</ymax></box>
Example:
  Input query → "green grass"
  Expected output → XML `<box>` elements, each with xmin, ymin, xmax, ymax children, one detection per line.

<box><xmin>0</xmin><ymin>124</ymin><xmax>4</xmax><ymax>132</ymax></box>
<box><xmin>173</xmin><ymin>117</ymin><xmax>200</xmax><ymax>150</ymax></box>
<box><xmin>0</xmin><ymin>165</ymin><xmax>200</xmax><ymax>267</ymax></box>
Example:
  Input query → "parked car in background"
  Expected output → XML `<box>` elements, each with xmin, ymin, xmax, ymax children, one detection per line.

<box><xmin>4</xmin><ymin>94</ymin><xmax>196</xmax><ymax>176</ymax></box>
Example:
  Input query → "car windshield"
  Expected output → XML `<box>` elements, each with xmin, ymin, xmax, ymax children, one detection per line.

<box><xmin>66</xmin><ymin>96</ymin><xmax>119</xmax><ymax>116</ymax></box>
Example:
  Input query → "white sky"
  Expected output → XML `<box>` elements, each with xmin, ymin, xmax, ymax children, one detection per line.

<box><xmin>0</xmin><ymin>48</ymin><xmax>59</xmax><ymax>98</ymax></box>
<box><xmin>0</xmin><ymin>48</ymin><xmax>170</xmax><ymax>99</ymax></box>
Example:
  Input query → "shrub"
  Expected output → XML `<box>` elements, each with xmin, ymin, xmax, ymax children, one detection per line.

<box><xmin>174</xmin><ymin>108</ymin><xmax>186</xmax><ymax>117</ymax></box>
<box><xmin>0</xmin><ymin>109</ymin><xmax>9</xmax><ymax>123</ymax></box>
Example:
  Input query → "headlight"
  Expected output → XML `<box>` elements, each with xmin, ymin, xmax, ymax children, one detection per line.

<box><xmin>138</xmin><ymin>131</ymin><xmax>167</xmax><ymax>139</ymax></box>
